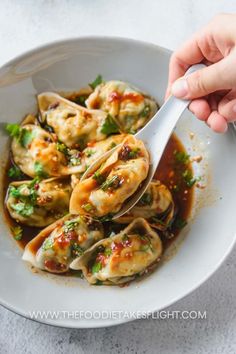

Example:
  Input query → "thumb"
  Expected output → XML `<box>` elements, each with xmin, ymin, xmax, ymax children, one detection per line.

<box><xmin>171</xmin><ymin>56</ymin><xmax>235</xmax><ymax>99</ymax></box>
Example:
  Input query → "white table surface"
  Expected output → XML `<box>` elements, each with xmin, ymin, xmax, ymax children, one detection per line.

<box><xmin>0</xmin><ymin>1</ymin><xmax>235</xmax><ymax>353</ymax></box>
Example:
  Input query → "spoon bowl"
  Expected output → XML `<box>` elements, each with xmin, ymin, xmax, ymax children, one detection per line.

<box><xmin>82</xmin><ymin>64</ymin><xmax>206</xmax><ymax>219</ymax></box>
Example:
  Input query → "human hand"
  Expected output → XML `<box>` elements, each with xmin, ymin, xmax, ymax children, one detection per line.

<box><xmin>166</xmin><ymin>13</ymin><xmax>236</xmax><ymax>133</ymax></box>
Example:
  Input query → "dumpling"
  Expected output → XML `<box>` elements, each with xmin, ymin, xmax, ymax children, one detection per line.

<box><xmin>86</xmin><ymin>80</ymin><xmax>158</xmax><ymax>133</ymax></box>
<box><xmin>70</xmin><ymin>218</ymin><xmax>162</xmax><ymax>285</ymax></box>
<box><xmin>71</xmin><ymin>134</ymin><xmax>126</xmax><ymax>188</ymax></box>
<box><xmin>69</xmin><ymin>135</ymin><xmax>150</xmax><ymax>217</ymax></box>
<box><xmin>38</xmin><ymin>92</ymin><xmax>109</xmax><ymax>149</ymax></box>
<box><xmin>22</xmin><ymin>214</ymin><xmax>104</xmax><ymax>273</ymax></box>
<box><xmin>116</xmin><ymin>180</ymin><xmax>175</xmax><ymax>231</ymax></box>
<box><xmin>11</xmin><ymin>123</ymin><xmax>84</xmax><ymax>177</ymax></box>
<box><xmin>6</xmin><ymin>177</ymin><xmax>72</xmax><ymax>227</ymax></box>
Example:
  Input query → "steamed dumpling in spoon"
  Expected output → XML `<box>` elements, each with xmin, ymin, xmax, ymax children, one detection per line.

<box><xmin>86</xmin><ymin>80</ymin><xmax>158</xmax><ymax>133</ymax></box>
<box><xmin>70</xmin><ymin>218</ymin><xmax>162</xmax><ymax>285</ymax></box>
<box><xmin>22</xmin><ymin>214</ymin><xmax>104</xmax><ymax>273</ymax></box>
<box><xmin>69</xmin><ymin>135</ymin><xmax>150</xmax><ymax>218</ymax></box>
<box><xmin>71</xmin><ymin>134</ymin><xmax>126</xmax><ymax>188</ymax></box>
<box><xmin>38</xmin><ymin>92</ymin><xmax>110</xmax><ymax>149</ymax></box>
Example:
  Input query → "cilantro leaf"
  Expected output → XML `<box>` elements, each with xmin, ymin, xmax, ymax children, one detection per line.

<box><xmin>20</xmin><ymin>129</ymin><xmax>34</xmax><ymax>148</ymax></box>
<box><xmin>11</xmin><ymin>226</ymin><xmax>23</xmax><ymax>240</ymax></box>
<box><xmin>11</xmin><ymin>202</ymin><xmax>34</xmax><ymax>217</ymax></box>
<box><xmin>101</xmin><ymin>115</ymin><xmax>119</xmax><ymax>135</ymax></box>
<box><xmin>6</xmin><ymin>124</ymin><xmax>34</xmax><ymax>148</ymax></box>
<box><xmin>8</xmin><ymin>166</ymin><xmax>24</xmax><ymax>179</ymax></box>
<box><xmin>89</xmin><ymin>75</ymin><xmax>103</xmax><ymax>89</ymax></box>
<box><xmin>6</xmin><ymin>124</ymin><xmax>21</xmax><ymax>138</ymax></box>
<box><xmin>34</xmin><ymin>162</ymin><xmax>47</xmax><ymax>178</ymax></box>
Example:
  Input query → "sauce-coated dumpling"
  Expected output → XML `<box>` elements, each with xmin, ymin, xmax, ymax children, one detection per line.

<box><xmin>116</xmin><ymin>180</ymin><xmax>175</xmax><ymax>231</ymax></box>
<box><xmin>86</xmin><ymin>80</ymin><xmax>158</xmax><ymax>133</ymax></box>
<box><xmin>22</xmin><ymin>215</ymin><xmax>104</xmax><ymax>273</ymax></box>
<box><xmin>70</xmin><ymin>218</ymin><xmax>162</xmax><ymax>285</ymax></box>
<box><xmin>69</xmin><ymin>135</ymin><xmax>150</xmax><ymax>217</ymax></box>
<box><xmin>71</xmin><ymin>134</ymin><xmax>126</xmax><ymax>188</ymax></box>
<box><xmin>38</xmin><ymin>92</ymin><xmax>108</xmax><ymax>149</ymax></box>
<box><xmin>6</xmin><ymin>177</ymin><xmax>72</xmax><ymax>227</ymax></box>
<box><xmin>11</xmin><ymin>123</ymin><xmax>84</xmax><ymax>177</ymax></box>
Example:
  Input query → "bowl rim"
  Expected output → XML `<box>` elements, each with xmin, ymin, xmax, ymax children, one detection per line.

<box><xmin>0</xmin><ymin>35</ymin><xmax>235</xmax><ymax>329</ymax></box>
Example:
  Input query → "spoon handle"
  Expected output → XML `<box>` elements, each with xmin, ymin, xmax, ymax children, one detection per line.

<box><xmin>135</xmin><ymin>63</ymin><xmax>206</xmax><ymax>172</ymax></box>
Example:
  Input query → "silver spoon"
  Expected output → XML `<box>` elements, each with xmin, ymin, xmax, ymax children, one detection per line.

<box><xmin>81</xmin><ymin>64</ymin><xmax>206</xmax><ymax>219</ymax></box>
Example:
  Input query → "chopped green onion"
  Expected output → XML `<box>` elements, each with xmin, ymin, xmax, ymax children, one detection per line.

<box><xmin>89</xmin><ymin>75</ymin><xmax>103</xmax><ymax>89</ymax></box>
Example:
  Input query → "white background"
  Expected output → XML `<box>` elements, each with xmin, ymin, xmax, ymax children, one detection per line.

<box><xmin>0</xmin><ymin>1</ymin><xmax>236</xmax><ymax>353</ymax></box>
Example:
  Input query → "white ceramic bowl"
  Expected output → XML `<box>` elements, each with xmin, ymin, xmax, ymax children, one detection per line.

<box><xmin>0</xmin><ymin>37</ymin><xmax>235</xmax><ymax>328</ymax></box>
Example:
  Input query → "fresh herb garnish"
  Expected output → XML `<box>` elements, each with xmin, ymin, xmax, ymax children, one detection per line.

<box><xmin>82</xmin><ymin>203</ymin><xmax>93</xmax><ymax>212</ymax></box>
<box><xmin>89</xmin><ymin>74</ymin><xmax>103</xmax><ymax>90</ymax></box>
<box><xmin>8</xmin><ymin>166</ymin><xmax>24</xmax><ymax>179</ymax></box>
<box><xmin>11</xmin><ymin>226</ymin><xmax>23</xmax><ymax>240</ymax></box>
<box><xmin>42</xmin><ymin>238</ymin><xmax>54</xmax><ymax>251</ymax></box>
<box><xmin>34</xmin><ymin>161</ymin><xmax>47</xmax><ymax>178</ymax></box>
<box><xmin>100</xmin><ymin>175</ymin><xmax>121</xmax><ymax>191</ymax></box>
<box><xmin>174</xmin><ymin>217</ymin><xmax>187</xmax><ymax>229</ymax></box>
<box><xmin>101</xmin><ymin>114</ymin><xmax>119</xmax><ymax>135</ymax></box>
<box><xmin>56</xmin><ymin>142</ymin><xmax>68</xmax><ymax>155</ymax></box>
<box><xmin>6</xmin><ymin>123</ymin><xmax>21</xmax><ymax>138</ymax></box>
<box><xmin>140</xmin><ymin>244</ymin><xmax>150</xmax><ymax>252</ymax></box>
<box><xmin>84</xmin><ymin>149</ymin><xmax>95</xmax><ymax>157</ymax></box>
<box><xmin>182</xmin><ymin>169</ymin><xmax>197</xmax><ymax>188</ymax></box>
<box><xmin>104</xmin><ymin>248</ymin><xmax>112</xmax><ymax>256</ymax></box>
<box><xmin>74</xmin><ymin>95</ymin><xmax>87</xmax><ymax>106</ymax></box>
<box><xmin>92</xmin><ymin>261</ymin><xmax>102</xmax><ymax>274</ymax></box>
<box><xmin>64</xmin><ymin>219</ymin><xmax>79</xmax><ymax>233</ymax></box>
<box><xmin>139</xmin><ymin>192</ymin><xmax>153</xmax><ymax>206</ymax></box>
<box><xmin>20</xmin><ymin>129</ymin><xmax>34</xmax><ymax>148</ymax></box>
<box><xmin>6</xmin><ymin>123</ymin><xmax>34</xmax><ymax>147</ymax></box>
<box><xmin>11</xmin><ymin>202</ymin><xmax>34</xmax><ymax>217</ymax></box>
<box><xmin>93</xmin><ymin>171</ymin><xmax>106</xmax><ymax>185</ymax></box>
<box><xmin>128</xmin><ymin>147</ymin><xmax>140</xmax><ymax>159</ymax></box>
<box><xmin>97</xmin><ymin>213</ymin><xmax>114</xmax><ymax>222</ymax></box>
<box><xmin>109</xmin><ymin>142</ymin><xmax>117</xmax><ymax>149</ymax></box>
<box><xmin>9</xmin><ymin>178</ymin><xmax>41</xmax><ymax>217</ymax></box>
<box><xmin>174</xmin><ymin>150</ymin><xmax>190</xmax><ymax>164</ymax></box>
<box><xmin>71</xmin><ymin>243</ymin><xmax>84</xmax><ymax>257</ymax></box>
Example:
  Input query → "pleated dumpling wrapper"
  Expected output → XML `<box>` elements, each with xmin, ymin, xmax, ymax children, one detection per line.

<box><xmin>70</xmin><ymin>218</ymin><xmax>162</xmax><ymax>285</ymax></box>
<box><xmin>71</xmin><ymin>134</ymin><xmax>126</xmax><ymax>188</ymax></box>
<box><xmin>11</xmin><ymin>121</ymin><xmax>85</xmax><ymax>178</ymax></box>
<box><xmin>69</xmin><ymin>135</ymin><xmax>150</xmax><ymax>218</ymax></box>
<box><xmin>6</xmin><ymin>177</ymin><xmax>72</xmax><ymax>227</ymax></box>
<box><xmin>38</xmin><ymin>92</ymin><xmax>110</xmax><ymax>149</ymax></box>
<box><xmin>86</xmin><ymin>80</ymin><xmax>158</xmax><ymax>134</ymax></box>
<box><xmin>116</xmin><ymin>180</ymin><xmax>175</xmax><ymax>231</ymax></box>
<box><xmin>22</xmin><ymin>214</ymin><xmax>104</xmax><ymax>273</ymax></box>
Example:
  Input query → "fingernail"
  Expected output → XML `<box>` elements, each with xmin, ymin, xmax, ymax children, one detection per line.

<box><xmin>232</xmin><ymin>104</ymin><xmax>236</xmax><ymax>113</ymax></box>
<box><xmin>171</xmin><ymin>79</ymin><xmax>188</xmax><ymax>98</ymax></box>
